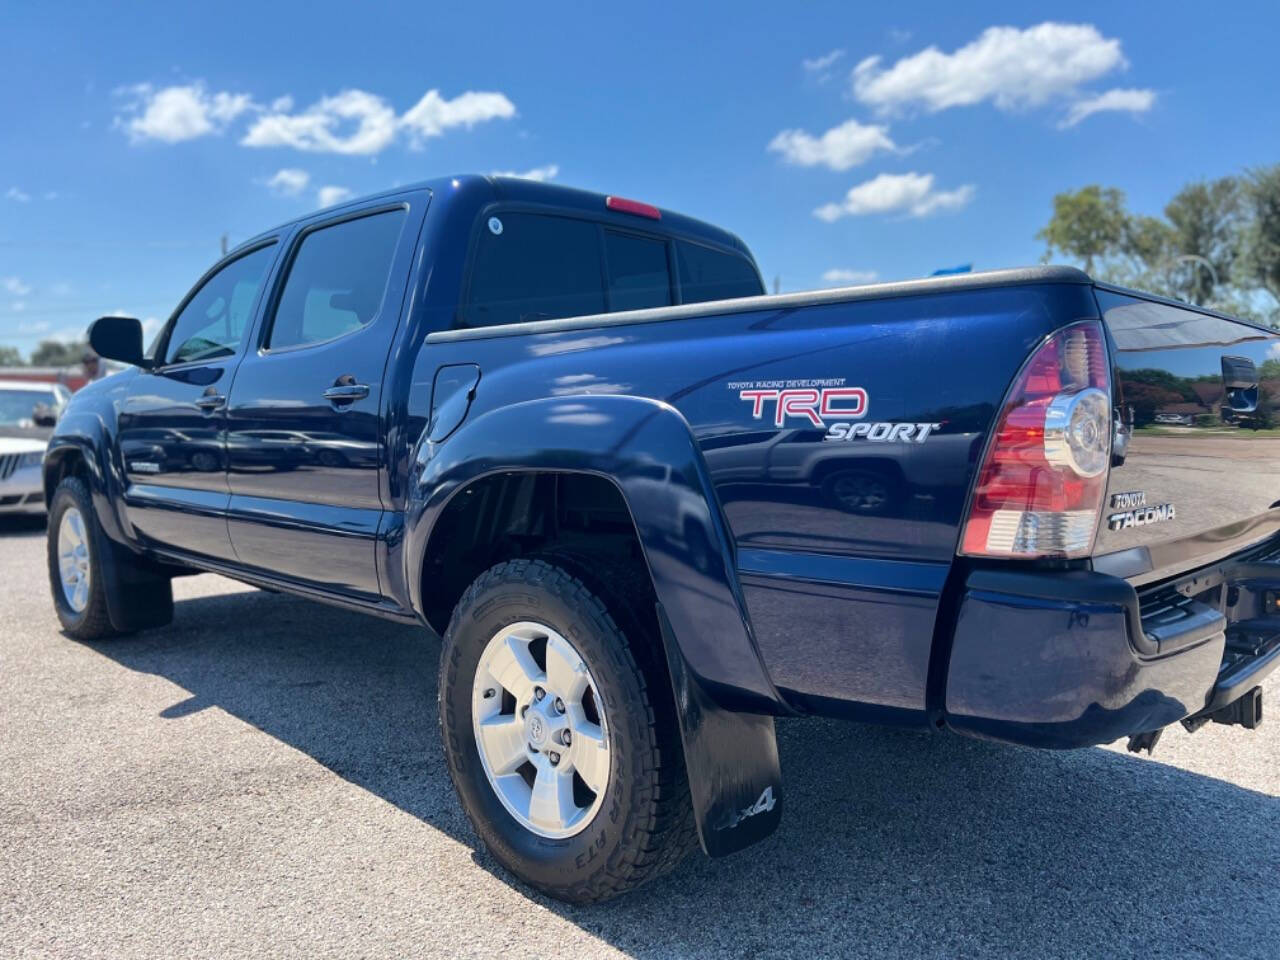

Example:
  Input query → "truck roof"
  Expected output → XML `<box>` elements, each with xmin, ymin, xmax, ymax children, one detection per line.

<box><xmin>237</xmin><ymin>174</ymin><xmax>754</xmax><ymax>258</ymax></box>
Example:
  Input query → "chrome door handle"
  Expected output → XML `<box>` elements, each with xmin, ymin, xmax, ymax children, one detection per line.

<box><xmin>195</xmin><ymin>393</ymin><xmax>226</xmax><ymax>410</ymax></box>
<box><xmin>323</xmin><ymin>383</ymin><xmax>370</xmax><ymax>403</ymax></box>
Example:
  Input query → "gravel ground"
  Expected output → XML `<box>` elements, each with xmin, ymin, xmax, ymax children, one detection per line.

<box><xmin>2</xmin><ymin>516</ymin><xmax>1278</xmax><ymax>959</ymax></box>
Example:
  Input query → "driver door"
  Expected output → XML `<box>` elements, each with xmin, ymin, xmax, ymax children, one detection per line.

<box><xmin>119</xmin><ymin>240</ymin><xmax>281</xmax><ymax>562</ymax></box>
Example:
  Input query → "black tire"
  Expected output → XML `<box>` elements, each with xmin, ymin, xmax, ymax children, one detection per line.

<box><xmin>47</xmin><ymin>476</ymin><xmax>174</xmax><ymax>639</ymax></box>
<box><xmin>439</xmin><ymin>558</ymin><xmax>696</xmax><ymax>903</ymax></box>
<box><xmin>47</xmin><ymin>477</ymin><xmax>117</xmax><ymax>640</ymax></box>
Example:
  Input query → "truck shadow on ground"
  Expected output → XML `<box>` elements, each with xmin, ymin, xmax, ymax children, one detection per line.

<box><xmin>0</xmin><ymin>515</ymin><xmax>47</xmax><ymax>537</ymax></box>
<box><xmin>86</xmin><ymin>585</ymin><xmax>1279</xmax><ymax>959</ymax></box>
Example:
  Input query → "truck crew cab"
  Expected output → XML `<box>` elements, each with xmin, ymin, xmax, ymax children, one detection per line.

<box><xmin>46</xmin><ymin>176</ymin><xmax>1280</xmax><ymax>902</ymax></box>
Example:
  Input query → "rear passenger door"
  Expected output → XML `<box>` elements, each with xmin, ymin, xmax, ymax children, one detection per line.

<box><xmin>223</xmin><ymin>195</ymin><xmax>426</xmax><ymax>599</ymax></box>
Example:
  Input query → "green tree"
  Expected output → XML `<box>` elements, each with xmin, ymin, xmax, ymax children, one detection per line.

<box><xmin>1037</xmin><ymin>185</ymin><xmax>1128</xmax><ymax>274</ymax></box>
<box><xmin>1162</xmin><ymin>176</ymin><xmax>1240</xmax><ymax>305</ymax></box>
<box><xmin>1238</xmin><ymin>164</ymin><xmax>1280</xmax><ymax>305</ymax></box>
<box><xmin>0</xmin><ymin>346</ymin><xmax>24</xmax><ymax>366</ymax></box>
<box><xmin>30</xmin><ymin>339</ymin><xmax>87</xmax><ymax>367</ymax></box>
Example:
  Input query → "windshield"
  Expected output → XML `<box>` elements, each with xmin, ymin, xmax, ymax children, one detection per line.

<box><xmin>0</xmin><ymin>389</ymin><xmax>58</xmax><ymax>426</ymax></box>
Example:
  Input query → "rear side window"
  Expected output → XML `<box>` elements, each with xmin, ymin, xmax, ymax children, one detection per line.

<box><xmin>676</xmin><ymin>240</ymin><xmax>763</xmax><ymax>304</ymax></box>
<box><xmin>605</xmin><ymin>230</ymin><xmax>671</xmax><ymax>312</ymax></box>
<box><xmin>268</xmin><ymin>209</ymin><xmax>406</xmax><ymax>349</ymax></box>
<box><xmin>462</xmin><ymin>213</ymin><xmax>605</xmax><ymax>327</ymax></box>
<box><xmin>166</xmin><ymin>243</ymin><xmax>276</xmax><ymax>365</ymax></box>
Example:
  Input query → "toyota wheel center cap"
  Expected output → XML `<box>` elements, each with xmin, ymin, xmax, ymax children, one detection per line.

<box><xmin>527</xmin><ymin>713</ymin><xmax>546</xmax><ymax>746</ymax></box>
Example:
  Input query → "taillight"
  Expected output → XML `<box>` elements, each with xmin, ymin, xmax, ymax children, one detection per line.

<box><xmin>960</xmin><ymin>320</ymin><xmax>1112</xmax><ymax>559</ymax></box>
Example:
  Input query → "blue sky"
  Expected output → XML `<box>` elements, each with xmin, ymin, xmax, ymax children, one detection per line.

<box><xmin>2</xmin><ymin>1</ymin><xmax>1277</xmax><ymax>357</ymax></box>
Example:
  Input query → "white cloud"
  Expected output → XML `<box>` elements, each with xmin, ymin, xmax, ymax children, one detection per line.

<box><xmin>400</xmin><ymin>89</ymin><xmax>516</xmax><ymax>146</ymax></box>
<box><xmin>853</xmin><ymin>22</ymin><xmax>1127</xmax><ymax>114</ymax></box>
<box><xmin>317</xmin><ymin>185</ymin><xmax>353</xmax><ymax>208</ymax></box>
<box><xmin>243</xmin><ymin>89</ymin><xmax>397</xmax><ymax>155</ymax></box>
<box><xmin>1060</xmin><ymin>87</ymin><xmax>1156</xmax><ymax>128</ymax></box>
<box><xmin>3</xmin><ymin>276</ymin><xmax>32</xmax><ymax>297</ymax></box>
<box><xmin>6</xmin><ymin>186</ymin><xmax>30</xmax><ymax>202</ymax></box>
<box><xmin>263</xmin><ymin>167</ymin><xmax>310</xmax><ymax>196</ymax></box>
<box><xmin>822</xmin><ymin>268</ymin><xmax>878</xmax><ymax>285</ymax></box>
<box><xmin>242</xmin><ymin>88</ymin><xmax>516</xmax><ymax>155</ymax></box>
<box><xmin>803</xmin><ymin>49</ymin><xmax>845</xmax><ymax>73</ymax></box>
<box><xmin>10</xmin><ymin>302</ymin><xmax>27</xmax><ymax>313</ymax></box>
<box><xmin>118</xmin><ymin>83</ymin><xmax>256</xmax><ymax>143</ymax></box>
<box><xmin>768</xmin><ymin>118</ymin><xmax>897</xmax><ymax>171</ymax></box>
<box><xmin>489</xmin><ymin>164</ymin><xmax>559</xmax><ymax>182</ymax></box>
<box><xmin>814</xmin><ymin>172</ymin><xmax>974</xmax><ymax>221</ymax></box>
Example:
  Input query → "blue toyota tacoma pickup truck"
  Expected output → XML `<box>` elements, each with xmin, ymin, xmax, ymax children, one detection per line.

<box><xmin>46</xmin><ymin>176</ymin><xmax>1280</xmax><ymax>902</ymax></box>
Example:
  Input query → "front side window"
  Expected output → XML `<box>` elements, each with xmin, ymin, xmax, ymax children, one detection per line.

<box><xmin>461</xmin><ymin>213</ymin><xmax>605</xmax><ymax>328</ymax></box>
<box><xmin>676</xmin><ymin>240</ymin><xmax>763</xmax><ymax>305</ymax></box>
<box><xmin>268</xmin><ymin>209</ymin><xmax>407</xmax><ymax>350</ymax></box>
<box><xmin>605</xmin><ymin>230</ymin><xmax>671</xmax><ymax>312</ymax></box>
<box><xmin>166</xmin><ymin>244</ymin><xmax>276</xmax><ymax>365</ymax></box>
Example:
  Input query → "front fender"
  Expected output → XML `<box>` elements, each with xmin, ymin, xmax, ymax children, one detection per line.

<box><xmin>405</xmin><ymin>393</ymin><xmax>786</xmax><ymax>857</ymax></box>
<box><xmin>45</xmin><ymin>409</ymin><xmax>132</xmax><ymax>546</ymax></box>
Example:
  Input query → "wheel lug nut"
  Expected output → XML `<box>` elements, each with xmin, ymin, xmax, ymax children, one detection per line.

<box><xmin>562</xmin><ymin>731</ymin><xmax>571</xmax><ymax>745</ymax></box>
<box><xmin>548</xmin><ymin>751</ymin><xmax>560</xmax><ymax>765</ymax></box>
<box><xmin>482</xmin><ymin>688</ymin><xmax>495</xmax><ymax>699</ymax></box>
<box><xmin>534</xmin><ymin>687</ymin><xmax>545</xmax><ymax>701</ymax></box>
<box><xmin>554</xmin><ymin>698</ymin><xmax>565</xmax><ymax>713</ymax></box>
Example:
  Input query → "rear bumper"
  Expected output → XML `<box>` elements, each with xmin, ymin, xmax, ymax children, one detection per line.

<box><xmin>943</xmin><ymin>565</ymin><xmax>1280</xmax><ymax>749</ymax></box>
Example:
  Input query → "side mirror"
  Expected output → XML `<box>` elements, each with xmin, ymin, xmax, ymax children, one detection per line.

<box><xmin>88</xmin><ymin>315</ymin><xmax>150</xmax><ymax>369</ymax></box>
<box><xmin>31</xmin><ymin>402</ymin><xmax>58</xmax><ymax>427</ymax></box>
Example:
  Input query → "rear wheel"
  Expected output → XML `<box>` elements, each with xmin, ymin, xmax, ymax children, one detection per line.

<box><xmin>438</xmin><ymin>558</ymin><xmax>695</xmax><ymax>903</ymax></box>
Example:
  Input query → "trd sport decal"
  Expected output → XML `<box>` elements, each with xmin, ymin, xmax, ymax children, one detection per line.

<box><xmin>727</xmin><ymin>378</ymin><xmax>940</xmax><ymax>443</ymax></box>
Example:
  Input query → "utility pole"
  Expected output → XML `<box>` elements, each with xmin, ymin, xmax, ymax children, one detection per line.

<box><xmin>773</xmin><ymin>274</ymin><xmax>780</xmax><ymax>295</ymax></box>
<box><xmin>220</xmin><ymin>233</ymin><xmax>229</xmax><ymax>257</ymax></box>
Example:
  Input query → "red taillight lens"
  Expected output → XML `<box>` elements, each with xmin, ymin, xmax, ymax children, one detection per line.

<box><xmin>960</xmin><ymin>320</ymin><xmax>1112</xmax><ymax>559</ymax></box>
<box><xmin>605</xmin><ymin>195</ymin><xmax>662</xmax><ymax>220</ymax></box>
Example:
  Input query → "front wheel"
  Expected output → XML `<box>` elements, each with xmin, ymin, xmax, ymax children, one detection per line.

<box><xmin>47</xmin><ymin>476</ymin><xmax>173</xmax><ymax>640</ymax></box>
<box><xmin>438</xmin><ymin>559</ymin><xmax>695</xmax><ymax>903</ymax></box>
<box><xmin>47</xmin><ymin>477</ymin><xmax>116</xmax><ymax>639</ymax></box>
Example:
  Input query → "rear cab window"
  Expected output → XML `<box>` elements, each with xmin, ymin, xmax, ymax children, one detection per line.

<box><xmin>676</xmin><ymin>240</ymin><xmax>763</xmax><ymax>304</ymax></box>
<box><xmin>604</xmin><ymin>230</ymin><xmax>672</xmax><ymax>311</ymax></box>
<box><xmin>461</xmin><ymin>213</ymin><xmax>605</xmax><ymax>328</ymax></box>
<box><xmin>459</xmin><ymin>210</ymin><xmax>760</xmax><ymax>329</ymax></box>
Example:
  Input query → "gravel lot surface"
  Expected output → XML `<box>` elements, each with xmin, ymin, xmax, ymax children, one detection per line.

<box><xmin>2</xmin><ymin>516</ymin><xmax>1278</xmax><ymax>958</ymax></box>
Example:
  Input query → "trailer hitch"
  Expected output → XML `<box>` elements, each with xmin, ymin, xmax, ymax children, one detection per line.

<box><xmin>1182</xmin><ymin>685</ymin><xmax>1264</xmax><ymax>734</ymax></box>
<box><xmin>1128</xmin><ymin>686</ymin><xmax>1264</xmax><ymax>754</ymax></box>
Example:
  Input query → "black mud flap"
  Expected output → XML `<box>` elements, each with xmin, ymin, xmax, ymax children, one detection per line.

<box><xmin>658</xmin><ymin>606</ymin><xmax>783</xmax><ymax>857</ymax></box>
<box><xmin>93</xmin><ymin>524</ymin><xmax>173</xmax><ymax>633</ymax></box>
